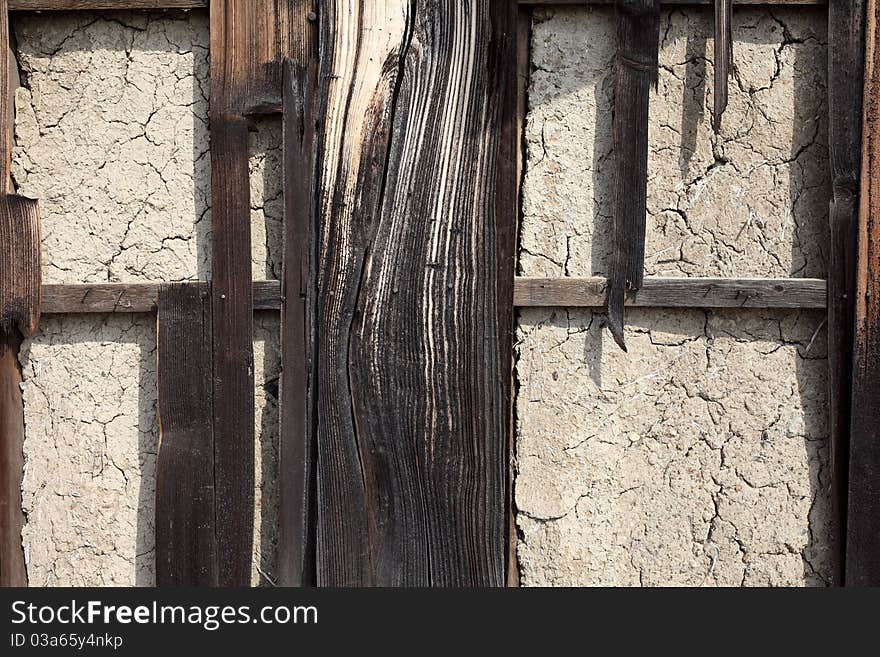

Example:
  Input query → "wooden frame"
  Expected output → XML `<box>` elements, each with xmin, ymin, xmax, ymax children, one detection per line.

<box><xmin>0</xmin><ymin>0</ymin><xmax>857</xmax><ymax>589</ymax></box>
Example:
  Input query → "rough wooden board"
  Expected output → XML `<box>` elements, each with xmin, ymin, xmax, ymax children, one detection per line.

<box><xmin>847</xmin><ymin>0</ymin><xmax>880</xmax><ymax>587</ymax></box>
<box><xmin>278</xmin><ymin>58</ymin><xmax>318</xmax><ymax>587</ymax></box>
<box><xmin>208</xmin><ymin>111</ymin><xmax>254</xmax><ymax>587</ymax></box>
<box><xmin>155</xmin><ymin>283</ymin><xmax>217</xmax><ymax>586</ymax></box>
<box><xmin>210</xmin><ymin>0</ymin><xmax>315</xmax><ymax>114</ymax></box>
<box><xmin>0</xmin><ymin>330</ymin><xmax>26</xmax><ymax>586</ymax></box>
<box><xmin>9</xmin><ymin>0</ymin><xmax>206</xmax><ymax>8</ymax></box>
<box><xmin>516</xmin><ymin>277</ymin><xmax>827</xmax><ymax>308</ymax></box>
<box><xmin>313</xmin><ymin>0</ymin><xmax>510</xmax><ymax>586</ymax></box>
<box><xmin>607</xmin><ymin>0</ymin><xmax>660</xmax><ymax>350</ymax></box>
<box><xmin>828</xmin><ymin>0</ymin><xmax>865</xmax><ymax>586</ymax></box>
<box><xmin>37</xmin><ymin>278</ymin><xmax>828</xmax><ymax>314</ymax></box>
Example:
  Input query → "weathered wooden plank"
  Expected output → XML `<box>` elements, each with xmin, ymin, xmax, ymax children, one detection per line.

<box><xmin>313</xmin><ymin>0</ymin><xmax>509</xmax><ymax>586</ymax></box>
<box><xmin>0</xmin><ymin>331</ymin><xmax>26</xmax><ymax>587</ymax></box>
<box><xmin>9</xmin><ymin>0</ymin><xmax>205</xmax><ymax>9</ymax></box>
<box><xmin>210</xmin><ymin>0</ymin><xmax>314</xmax><ymax>115</ymax></box>
<box><xmin>518</xmin><ymin>0</ymin><xmax>823</xmax><ymax>4</ymax></box>
<box><xmin>207</xmin><ymin>111</ymin><xmax>253</xmax><ymax>587</ymax></box>
<box><xmin>209</xmin><ymin>0</ymin><xmax>317</xmax><ymax>587</ymax></box>
<box><xmin>155</xmin><ymin>283</ymin><xmax>217</xmax><ymax>586</ymax></box>
<box><xmin>278</xmin><ymin>57</ymin><xmax>318</xmax><ymax>587</ymax></box>
<box><xmin>3</xmin><ymin>0</ymin><xmax>823</xmax><ymax>10</ymax></box>
<box><xmin>516</xmin><ymin>277</ymin><xmax>827</xmax><ymax>308</ymax></box>
<box><xmin>37</xmin><ymin>278</ymin><xmax>829</xmax><ymax>314</ymax></box>
<box><xmin>4</xmin><ymin>0</ymin><xmax>829</xmax><ymax>8</ymax></box>
<box><xmin>501</xmin><ymin>4</ymin><xmax>531</xmax><ymax>589</ymax></box>
<box><xmin>847</xmin><ymin>0</ymin><xmax>880</xmax><ymax>587</ymax></box>
<box><xmin>40</xmin><ymin>281</ymin><xmax>280</xmax><ymax>314</ymax></box>
<box><xmin>828</xmin><ymin>0</ymin><xmax>865</xmax><ymax>587</ymax></box>
<box><xmin>607</xmin><ymin>0</ymin><xmax>660</xmax><ymax>351</ymax></box>
<box><xmin>713</xmin><ymin>0</ymin><xmax>732</xmax><ymax>132</ymax></box>
<box><xmin>0</xmin><ymin>0</ymin><xmax>39</xmax><ymax>588</ymax></box>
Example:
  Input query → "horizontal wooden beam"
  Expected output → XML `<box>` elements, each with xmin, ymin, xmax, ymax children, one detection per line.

<box><xmin>517</xmin><ymin>0</ymin><xmax>823</xmax><ymax>4</ymax></box>
<box><xmin>8</xmin><ymin>0</ymin><xmax>205</xmax><ymax>9</ymax></box>
<box><xmin>515</xmin><ymin>277</ymin><xmax>826</xmax><ymax>308</ymax></box>
<box><xmin>41</xmin><ymin>281</ymin><xmax>280</xmax><ymax>313</ymax></box>
<box><xmin>39</xmin><ymin>277</ymin><xmax>826</xmax><ymax>314</ymax></box>
<box><xmin>5</xmin><ymin>0</ymin><xmax>823</xmax><ymax>12</ymax></box>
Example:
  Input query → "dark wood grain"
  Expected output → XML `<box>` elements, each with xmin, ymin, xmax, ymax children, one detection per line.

<box><xmin>516</xmin><ymin>277</ymin><xmax>827</xmax><ymax>308</ymax></box>
<box><xmin>3</xmin><ymin>0</ymin><xmax>826</xmax><ymax>9</ymax></box>
<box><xmin>607</xmin><ymin>0</ymin><xmax>660</xmax><ymax>350</ymax></box>
<box><xmin>210</xmin><ymin>0</ymin><xmax>315</xmax><ymax>115</ymax></box>
<box><xmin>0</xmin><ymin>0</ymin><xmax>38</xmax><ymax>588</ymax></box>
<box><xmin>40</xmin><ymin>281</ymin><xmax>280</xmax><ymax>314</ymax></box>
<box><xmin>37</xmin><ymin>278</ymin><xmax>829</xmax><ymax>313</ymax></box>
<box><xmin>0</xmin><ymin>331</ymin><xmax>26</xmax><ymax>587</ymax></box>
<box><xmin>847</xmin><ymin>0</ymin><xmax>880</xmax><ymax>587</ymax></box>
<box><xmin>278</xmin><ymin>57</ymin><xmax>318</xmax><ymax>587</ymax></box>
<box><xmin>8</xmin><ymin>0</ymin><xmax>205</xmax><ymax>9</ymax></box>
<box><xmin>519</xmin><ymin>0</ymin><xmax>822</xmax><ymax>4</ymax></box>
<box><xmin>501</xmin><ymin>4</ymin><xmax>531</xmax><ymax>589</ymax></box>
<box><xmin>713</xmin><ymin>0</ymin><xmax>732</xmax><ymax>132</ymax></box>
<box><xmin>312</xmin><ymin>0</ymin><xmax>509</xmax><ymax>586</ymax></box>
<box><xmin>155</xmin><ymin>283</ymin><xmax>217</xmax><ymax>586</ymax></box>
<box><xmin>828</xmin><ymin>0</ymin><xmax>865</xmax><ymax>587</ymax></box>
<box><xmin>207</xmin><ymin>112</ymin><xmax>254</xmax><ymax>587</ymax></box>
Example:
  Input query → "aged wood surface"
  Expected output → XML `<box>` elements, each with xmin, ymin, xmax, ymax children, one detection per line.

<box><xmin>828</xmin><ymin>0</ymin><xmax>865</xmax><ymax>587</ymax></box>
<box><xmin>207</xmin><ymin>112</ymin><xmax>254</xmax><ymax>587</ymax></box>
<box><xmin>278</xmin><ymin>57</ymin><xmax>318</xmax><ymax>587</ymax></box>
<box><xmin>3</xmin><ymin>0</ymin><xmax>823</xmax><ymax>10</ymax></box>
<box><xmin>0</xmin><ymin>0</ymin><xmax>38</xmax><ymax>588</ymax></box>
<box><xmin>713</xmin><ymin>0</ymin><xmax>732</xmax><ymax>132</ymax></box>
<box><xmin>209</xmin><ymin>0</ymin><xmax>319</xmax><ymax>586</ymax></box>
<box><xmin>37</xmin><ymin>278</ymin><xmax>828</xmax><ymax>314</ymax></box>
<box><xmin>607</xmin><ymin>0</ymin><xmax>660</xmax><ymax>350</ymax></box>
<box><xmin>8</xmin><ymin>0</ymin><xmax>206</xmax><ymax>9</ymax></box>
<box><xmin>155</xmin><ymin>284</ymin><xmax>217</xmax><ymax>586</ymax></box>
<box><xmin>311</xmin><ymin>0</ymin><xmax>511</xmax><ymax>586</ymax></box>
<box><xmin>516</xmin><ymin>277</ymin><xmax>827</xmax><ymax>308</ymax></box>
<box><xmin>502</xmin><ymin>5</ymin><xmax>531</xmax><ymax>589</ymax></box>
<box><xmin>848</xmin><ymin>0</ymin><xmax>880</xmax><ymax>587</ymax></box>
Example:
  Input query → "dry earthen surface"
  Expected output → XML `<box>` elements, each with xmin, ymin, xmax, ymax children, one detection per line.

<box><xmin>516</xmin><ymin>6</ymin><xmax>832</xmax><ymax>586</ymax></box>
<box><xmin>12</xmin><ymin>11</ymin><xmax>283</xmax><ymax>586</ymax></box>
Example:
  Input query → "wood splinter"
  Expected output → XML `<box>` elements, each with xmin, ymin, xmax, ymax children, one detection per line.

<box><xmin>607</xmin><ymin>0</ymin><xmax>661</xmax><ymax>350</ymax></box>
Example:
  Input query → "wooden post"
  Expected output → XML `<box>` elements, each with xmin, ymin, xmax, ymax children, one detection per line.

<box><xmin>0</xmin><ymin>0</ymin><xmax>39</xmax><ymax>588</ymax></box>
<box><xmin>311</xmin><ymin>0</ymin><xmax>513</xmax><ymax>586</ymax></box>
<box><xmin>207</xmin><ymin>0</ymin><xmax>315</xmax><ymax>586</ymax></box>
<box><xmin>828</xmin><ymin>0</ymin><xmax>865</xmax><ymax>586</ymax></box>
<box><xmin>848</xmin><ymin>0</ymin><xmax>880</xmax><ymax>586</ymax></box>
<box><xmin>713</xmin><ymin>0</ymin><xmax>733</xmax><ymax>131</ymax></box>
<box><xmin>278</xmin><ymin>55</ymin><xmax>318</xmax><ymax>587</ymax></box>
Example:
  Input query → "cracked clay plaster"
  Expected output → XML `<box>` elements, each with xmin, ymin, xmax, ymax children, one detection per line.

<box><xmin>516</xmin><ymin>7</ymin><xmax>832</xmax><ymax>586</ymax></box>
<box><xmin>11</xmin><ymin>11</ymin><xmax>282</xmax><ymax>586</ymax></box>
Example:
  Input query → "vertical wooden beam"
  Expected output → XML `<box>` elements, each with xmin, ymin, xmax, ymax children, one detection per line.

<box><xmin>312</xmin><ymin>0</ymin><xmax>510</xmax><ymax>586</ymax></box>
<box><xmin>606</xmin><ymin>0</ymin><xmax>660</xmax><ymax>350</ymax></box>
<box><xmin>848</xmin><ymin>0</ymin><xmax>880</xmax><ymax>586</ymax></box>
<box><xmin>278</xmin><ymin>56</ymin><xmax>318</xmax><ymax>587</ymax></box>
<box><xmin>208</xmin><ymin>0</ymin><xmax>315</xmax><ymax>587</ymax></box>
<box><xmin>155</xmin><ymin>284</ymin><xmax>217</xmax><ymax>586</ymax></box>
<box><xmin>828</xmin><ymin>0</ymin><xmax>865</xmax><ymax>586</ymax></box>
<box><xmin>500</xmin><ymin>3</ymin><xmax>530</xmax><ymax>588</ymax></box>
<box><xmin>0</xmin><ymin>0</ymin><xmax>39</xmax><ymax>588</ymax></box>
